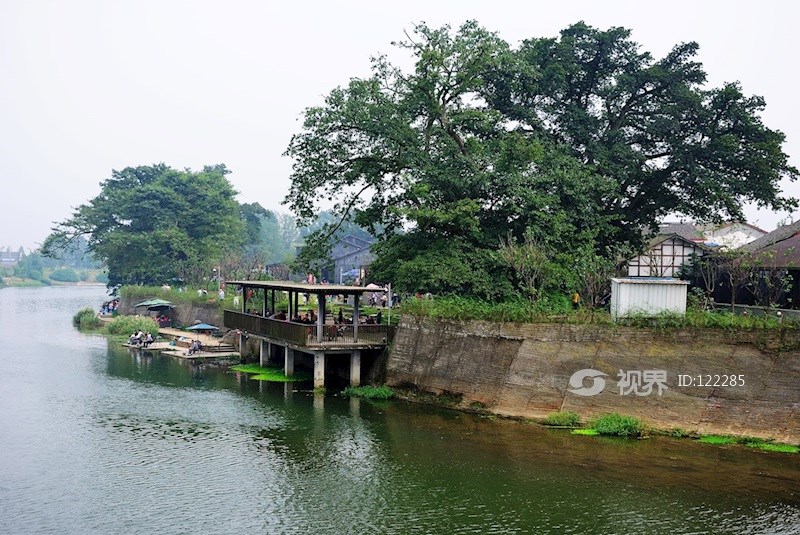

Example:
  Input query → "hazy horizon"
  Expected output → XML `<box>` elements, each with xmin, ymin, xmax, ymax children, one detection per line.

<box><xmin>3</xmin><ymin>0</ymin><xmax>799</xmax><ymax>250</ymax></box>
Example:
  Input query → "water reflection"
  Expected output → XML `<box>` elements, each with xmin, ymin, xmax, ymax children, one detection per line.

<box><xmin>1</xmin><ymin>287</ymin><xmax>799</xmax><ymax>534</ymax></box>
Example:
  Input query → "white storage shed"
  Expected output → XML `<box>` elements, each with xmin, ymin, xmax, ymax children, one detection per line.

<box><xmin>610</xmin><ymin>277</ymin><xmax>689</xmax><ymax>320</ymax></box>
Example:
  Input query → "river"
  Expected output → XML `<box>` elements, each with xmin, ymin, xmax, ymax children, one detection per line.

<box><xmin>0</xmin><ymin>286</ymin><xmax>798</xmax><ymax>534</ymax></box>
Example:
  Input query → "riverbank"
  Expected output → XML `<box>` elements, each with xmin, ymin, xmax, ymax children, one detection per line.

<box><xmin>386</xmin><ymin>316</ymin><xmax>800</xmax><ymax>444</ymax></box>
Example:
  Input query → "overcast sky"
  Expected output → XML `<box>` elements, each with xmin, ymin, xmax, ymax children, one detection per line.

<box><xmin>2</xmin><ymin>0</ymin><xmax>799</xmax><ymax>250</ymax></box>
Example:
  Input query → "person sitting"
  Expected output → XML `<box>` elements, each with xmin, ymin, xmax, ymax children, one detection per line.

<box><xmin>188</xmin><ymin>339</ymin><xmax>201</xmax><ymax>355</ymax></box>
<box><xmin>143</xmin><ymin>332</ymin><xmax>154</xmax><ymax>348</ymax></box>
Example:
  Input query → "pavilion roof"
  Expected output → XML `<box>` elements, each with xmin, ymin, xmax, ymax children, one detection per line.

<box><xmin>225</xmin><ymin>280</ymin><xmax>385</xmax><ymax>296</ymax></box>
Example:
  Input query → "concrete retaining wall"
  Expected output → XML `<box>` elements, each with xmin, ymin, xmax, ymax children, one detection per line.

<box><xmin>387</xmin><ymin>317</ymin><xmax>800</xmax><ymax>443</ymax></box>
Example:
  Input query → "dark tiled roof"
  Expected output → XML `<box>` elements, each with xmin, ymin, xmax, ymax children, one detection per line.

<box><xmin>748</xmin><ymin>234</ymin><xmax>800</xmax><ymax>269</ymax></box>
<box><xmin>657</xmin><ymin>222</ymin><xmax>703</xmax><ymax>243</ymax></box>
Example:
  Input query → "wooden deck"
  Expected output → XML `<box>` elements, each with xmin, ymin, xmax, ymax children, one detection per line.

<box><xmin>123</xmin><ymin>326</ymin><xmax>238</xmax><ymax>359</ymax></box>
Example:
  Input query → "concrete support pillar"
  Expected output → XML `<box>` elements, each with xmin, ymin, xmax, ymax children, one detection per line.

<box><xmin>350</xmin><ymin>350</ymin><xmax>361</xmax><ymax>387</ymax></box>
<box><xmin>314</xmin><ymin>351</ymin><xmax>325</xmax><ymax>388</ymax></box>
<box><xmin>317</xmin><ymin>294</ymin><xmax>325</xmax><ymax>343</ymax></box>
<box><xmin>353</xmin><ymin>294</ymin><xmax>360</xmax><ymax>342</ymax></box>
<box><xmin>259</xmin><ymin>339</ymin><xmax>268</xmax><ymax>367</ymax></box>
<box><xmin>285</xmin><ymin>347</ymin><xmax>295</xmax><ymax>377</ymax></box>
<box><xmin>239</xmin><ymin>332</ymin><xmax>246</xmax><ymax>357</ymax></box>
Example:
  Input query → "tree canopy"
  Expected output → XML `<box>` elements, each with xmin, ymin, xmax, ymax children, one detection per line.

<box><xmin>285</xmin><ymin>21</ymin><xmax>797</xmax><ymax>298</ymax></box>
<box><xmin>44</xmin><ymin>164</ymin><xmax>245</xmax><ymax>288</ymax></box>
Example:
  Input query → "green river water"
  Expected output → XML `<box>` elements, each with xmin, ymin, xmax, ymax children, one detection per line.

<box><xmin>0</xmin><ymin>286</ymin><xmax>798</xmax><ymax>534</ymax></box>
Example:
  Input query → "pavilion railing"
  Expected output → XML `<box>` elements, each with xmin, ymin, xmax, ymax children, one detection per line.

<box><xmin>224</xmin><ymin>311</ymin><xmax>308</xmax><ymax>346</ymax></box>
<box><xmin>224</xmin><ymin>310</ymin><xmax>395</xmax><ymax>347</ymax></box>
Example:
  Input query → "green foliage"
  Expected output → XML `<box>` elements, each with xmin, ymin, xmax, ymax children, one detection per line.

<box><xmin>371</xmin><ymin>235</ymin><xmax>516</xmax><ymax>300</ymax></box>
<box><xmin>400</xmin><ymin>294</ymin><xmax>586</xmax><ymax>323</ymax></box>
<box><xmin>698</xmin><ymin>435</ymin><xmax>737</xmax><ymax>445</ymax></box>
<box><xmin>341</xmin><ymin>385</ymin><xmax>396</xmax><ymax>399</ymax></box>
<box><xmin>94</xmin><ymin>272</ymin><xmax>109</xmax><ymax>284</ymax></box>
<box><xmin>38</xmin><ymin>235</ymin><xmax>100</xmax><ymax>269</ymax></box>
<box><xmin>620</xmin><ymin>309</ymin><xmax>791</xmax><ymax>331</ymax></box>
<box><xmin>13</xmin><ymin>252</ymin><xmax>44</xmax><ymax>280</ymax></box>
<box><xmin>44</xmin><ymin>164</ymin><xmax>245</xmax><ymax>288</ymax></box>
<box><xmin>104</xmin><ymin>315</ymin><xmax>159</xmax><ymax>335</ymax></box>
<box><xmin>285</xmin><ymin>21</ymin><xmax>797</xmax><ymax>300</ymax></box>
<box><xmin>592</xmin><ymin>413</ymin><xmax>644</xmax><ymax>437</ymax></box>
<box><xmin>698</xmin><ymin>434</ymin><xmax>798</xmax><ymax>453</ymax></box>
<box><xmin>72</xmin><ymin>308</ymin><xmax>102</xmax><ymax>330</ymax></box>
<box><xmin>49</xmin><ymin>267</ymin><xmax>80</xmax><ymax>282</ymax></box>
<box><xmin>543</xmin><ymin>411</ymin><xmax>581</xmax><ymax>427</ymax></box>
<box><xmin>571</xmin><ymin>428</ymin><xmax>599</xmax><ymax>436</ymax></box>
<box><xmin>747</xmin><ymin>442</ymin><xmax>799</xmax><ymax>454</ymax></box>
<box><xmin>230</xmin><ymin>364</ymin><xmax>310</xmax><ymax>382</ymax></box>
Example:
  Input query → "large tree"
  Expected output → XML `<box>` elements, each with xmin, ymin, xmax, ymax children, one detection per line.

<box><xmin>483</xmin><ymin>22</ymin><xmax>798</xmax><ymax>246</ymax></box>
<box><xmin>285</xmin><ymin>21</ymin><xmax>797</xmax><ymax>298</ymax></box>
<box><xmin>44</xmin><ymin>164</ymin><xmax>245</xmax><ymax>288</ymax></box>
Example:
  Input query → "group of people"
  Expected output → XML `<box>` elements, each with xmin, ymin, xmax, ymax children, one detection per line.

<box><xmin>335</xmin><ymin>308</ymin><xmax>382</xmax><ymax>325</ymax></box>
<box><xmin>187</xmin><ymin>339</ymin><xmax>202</xmax><ymax>355</ymax></box>
<box><xmin>128</xmin><ymin>330</ymin><xmax>154</xmax><ymax>348</ymax></box>
<box><xmin>100</xmin><ymin>298</ymin><xmax>119</xmax><ymax>315</ymax></box>
<box><xmin>290</xmin><ymin>311</ymin><xmax>317</xmax><ymax>324</ymax></box>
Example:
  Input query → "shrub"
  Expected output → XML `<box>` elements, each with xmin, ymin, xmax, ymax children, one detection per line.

<box><xmin>49</xmin><ymin>268</ymin><xmax>80</xmax><ymax>282</ymax></box>
<box><xmin>105</xmin><ymin>315</ymin><xmax>159</xmax><ymax>335</ymax></box>
<box><xmin>592</xmin><ymin>413</ymin><xmax>644</xmax><ymax>437</ymax></box>
<box><xmin>73</xmin><ymin>308</ymin><xmax>102</xmax><ymax>330</ymax></box>
<box><xmin>94</xmin><ymin>272</ymin><xmax>109</xmax><ymax>284</ymax></box>
<box><xmin>543</xmin><ymin>411</ymin><xmax>581</xmax><ymax>427</ymax></box>
<box><xmin>342</xmin><ymin>385</ymin><xmax>396</xmax><ymax>400</ymax></box>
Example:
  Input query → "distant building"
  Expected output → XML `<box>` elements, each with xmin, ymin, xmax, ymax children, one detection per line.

<box><xmin>0</xmin><ymin>246</ymin><xmax>26</xmax><ymax>268</ymax></box>
<box><xmin>627</xmin><ymin>223</ymin><xmax>710</xmax><ymax>277</ymax></box>
<box><xmin>696</xmin><ymin>221</ymin><xmax>766</xmax><ymax>250</ymax></box>
<box><xmin>322</xmin><ymin>235</ymin><xmax>374</xmax><ymax>283</ymax></box>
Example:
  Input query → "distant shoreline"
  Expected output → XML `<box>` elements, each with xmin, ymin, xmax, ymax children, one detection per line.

<box><xmin>0</xmin><ymin>278</ymin><xmax>107</xmax><ymax>288</ymax></box>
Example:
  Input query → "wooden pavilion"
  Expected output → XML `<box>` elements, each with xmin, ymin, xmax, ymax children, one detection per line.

<box><xmin>223</xmin><ymin>280</ymin><xmax>393</xmax><ymax>388</ymax></box>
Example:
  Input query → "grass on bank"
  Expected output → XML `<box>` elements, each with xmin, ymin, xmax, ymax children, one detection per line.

<box><xmin>399</xmin><ymin>295</ymin><xmax>796</xmax><ymax>331</ymax></box>
<box><xmin>341</xmin><ymin>385</ymin><xmax>396</xmax><ymax>400</ymax></box>
<box><xmin>230</xmin><ymin>364</ymin><xmax>309</xmax><ymax>382</ymax></box>
<box><xmin>698</xmin><ymin>434</ymin><xmax>799</xmax><ymax>453</ymax></box>
<box><xmin>567</xmin><ymin>412</ymin><xmax>645</xmax><ymax>438</ymax></box>
<box><xmin>543</xmin><ymin>411</ymin><xmax>581</xmax><ymax>427</ymax></box>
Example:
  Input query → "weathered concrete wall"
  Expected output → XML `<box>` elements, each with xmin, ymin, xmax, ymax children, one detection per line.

<box><xmin>387</xmin><ymin>317</ymin><xmax>800</xmax><ymax>443</ymax></box>
<box><xmin>117</xmin><ymin>297</ymin><xmax>223</xmax><ymax>328</ymax></box>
